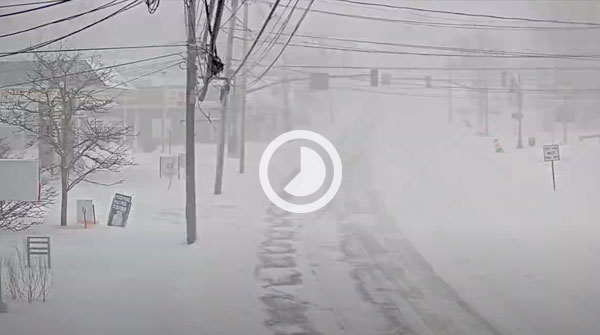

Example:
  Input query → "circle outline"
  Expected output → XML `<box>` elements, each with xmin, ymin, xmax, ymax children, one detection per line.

<box><xmin>259</xmin><ymin>130</ymin><xmax>343</xmax><ymax>214</ymax></box>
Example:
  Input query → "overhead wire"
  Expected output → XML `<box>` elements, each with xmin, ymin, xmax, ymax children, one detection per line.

<box><xmin>0</xmin><ymin>42</ymin><xmax>188</xmax><ymax>55</ymax></box>
<box><xmin>0</xmin><ymin>0</ymin><xmax>144</xmax><ymax>59</ymax></box>
<box><xmin>230</xmin><ymin>28</ymin><xmax>600</xmax><ymax>60</ymax></box>
<box><xmin>249</xmin><ymin>0</ymin><xmax>315</xmax><ymax>85</ymax></box>
<box><xmin>0</xmin><ymin>52</ymin><xmax>182</xmax><ymax>89</ymax></box>
<box><xmin>0</xmin><ymin>0</ymin><xmax>72</xmax><ymax>18</ymax></box>
<box><xmin>98</xmin><ymin>60</ymin><xmax>183</xmax><ymax>93</ymax></box>
<box><xmin>259</xmin><ymin>1</ymin><xmax>600</xmax><ymax>31</ymax></box>
<box><xmin>334</xmin><ymin>0</ymin><xmax>600</xmax><ymax>27</ymax></box>
<box><xmin>230</xmin><ymin>0</ymin><xmax>282</xmax><ymax>78</ymax></box>
<box><xmin>243</xmin><ymin>0</ymin><xmax>299</xmax><ymax>75</ymax></box>
<box><xmin>230</xmin><ymin>35</ymin><xmax>600</xmax><ymax>61</ymax></box>
<box><xmin>0</xmin><ymin>1</ymin><xmax>61</xmax><ymax>10</ymax></box>
<box><xmin>219</xmin><ymin>0</ymin><xmax>247</xmax><ymax>29</ymax></box>
<box><xmin>0</xmin><ymin>0</ymin><xmax>132</xmax><ymax>39</ymax></box>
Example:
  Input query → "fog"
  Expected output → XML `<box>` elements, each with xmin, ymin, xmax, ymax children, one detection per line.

<box><xmin>1</xmin><ymin>1</ymin><xmax>600</xmax><ymax>334</ymax></box>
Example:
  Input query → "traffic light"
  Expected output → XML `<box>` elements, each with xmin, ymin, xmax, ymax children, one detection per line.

<box><xmin>370</xmin><ymin>69</ymin><xmax>379</xmax><ymax>87</ymax></box>
<box><xmin>309</xmin><ymin>73</ymin><xmax>330</xmax><ymax>90</ymax></box>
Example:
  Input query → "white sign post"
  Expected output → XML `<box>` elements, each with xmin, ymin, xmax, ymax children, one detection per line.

<box><xmin>543</xmin><ymin>144</ymin><xmax>560</xmax><ymax>191</ymax></box>
<box><xmin>159</xmin><ymin>156</ymin><xmax>178</xmax><ymax>179</ymax></box>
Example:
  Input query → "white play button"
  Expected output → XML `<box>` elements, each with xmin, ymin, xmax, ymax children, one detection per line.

<box><xmin>259</xmin><ymin>130</ymin><xmax>343</xmax><ymax>214</ymax></box>
<box><xmin>284</xmin><ymin>147</ymin><xmax>327</xmax><ymax>197</ymax></box>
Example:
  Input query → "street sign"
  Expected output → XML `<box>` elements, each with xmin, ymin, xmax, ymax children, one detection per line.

<box><xmin>159</xmin><ymin>156</ymin><xmax>178</xmax><ymax>178</ymax></box>
<box><xmin>555</xmin><ymin>109</ymin><xmax>575</xmax><ymax>123</ymax></box>
<box><xmin>107</xmin><ymin>193</ymin><xmax>132</xmax><ymax>227</ymax></box>
<box><xmin>27</xmin><ymin>236</ymin><xmax>51</xmax><ymax>268</ymax></box>
<box><xmin>511</xmin><ymin>112</ymin><xmax>523</xmax><ymax>121</ymax></box>
<box><xmin>543</xmin><ymin>144</ymin><xmax>560</xmax><ymax>162</ymax></box>
<box><xmin>543</xmin><ymin>144</ymin><xmax>560</xmax><ymax>191</ymax></box>
<box><xmin>76</xmin><ymin>199</ymin><xmax>96</xmax><ymax>227</ymax></box>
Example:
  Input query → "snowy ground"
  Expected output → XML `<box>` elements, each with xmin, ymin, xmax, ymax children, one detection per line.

<box><xmin>365</xmin><ymin>94</ymin><xmax>600</xmax><ymax>335</ymax></box>
<box><xmin>0</xmin><ymin>144</ymin><xmax>276</xmax><ymax>335</ymax></box>
<box><xmin>1</xmin><ymin>90</ymin><xmax>600</xmax><ymax>335</ymax></box>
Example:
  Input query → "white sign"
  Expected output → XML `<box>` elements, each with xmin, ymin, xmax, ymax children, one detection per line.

<box><xmin>543</xmin><ymin>145</ymin><xmax>560</xmax><ymax>162</ymax></box>
<box><xmin>76</xmin><ymin>199</ymin><xmax>95</xmax><ymax>225</ymax></box>
<box><xmin>159</xmin><ymin>156</ymin><xmax>177</xmax><ymax>178</ymax></box>
<box><xmin>0</xmin><ymin>159</ymin><xmax>39</xmax><ymax>201</ymax></box>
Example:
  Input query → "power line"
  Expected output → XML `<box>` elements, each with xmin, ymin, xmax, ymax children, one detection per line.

<box><xmin>219</xmin><ymin>0</ymin><xmax>247</xmax><ymax>29</ymax></box>
<box><xmin>334</xmin><ymin>0</ymin><xmax>600</xmax><ymax>27</ymax></box>
<box><xmin>250</xmin><ymin>0</ymin><xmax>315</xmax><ymax>85</ymax></box>
<box><xmin>259</xmin><ymin>0</ymin><xmax>600</xmax><ymax>31</ymax></box>
<box><xmin>250</xmin><ymin>0</ymin><xmax>295</xmax><ymax>60</ymax></box>
<box><xmin>230</xmin><ymin>0</ymin><xmax>282</xmax><ymax>78</ymax></box>
<box><xmin>0</xmin><ymin>0</ymin><xmax>72</xmax><ymax>18</ymax></box>
<box><xmin>0</xmin><ymin>0</ymin><xmax>131</xmax><ymax>39</ymax></box>
<box><xmin>0</xmin><ymin>52</ymin><xmax>182</xmax><ymax>89</ymax></box>
<box><xmin>144</xmin><ymin>0</ymin><xmax>159</xmax><ymax>14</ymax></box>
<box><xmin>0</xmin><ymin>43</ymin><xmax>188</xmax><ymax>55</ymax></box>
<box><xmin>230</xmin><ymin>35</ymin><xmax>600</xmax><ymax>61</ymax></box>
<box><xmin>231</xmin><ymin>28</ymin><xmax>600</xmax><ymax>60</ymax></box>
<box><xmin>0</xmin><ymin>0</ymin><xmax>143</xmax><ymax>59</ymax></box>
<box><xmin>240</xmin><ymin>63</ymin><xmax>600</xmax><ymax>72</ymax></box>
<box><xmin>0</xmin><ymin>1</ymin><xmax>61</xmax><ymax>9</ymax></box>
<box><xmin>246</xmin><ymin>0</ymin><xmax>299</xmax><ymax>74</ymax></box>
<box><xmin>98</xmin><ymin>60</ymin><xmax>183</xmax><ymax>93</ymax></box>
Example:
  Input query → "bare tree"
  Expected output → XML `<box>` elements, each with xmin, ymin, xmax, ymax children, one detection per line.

<box><xmin>0</xmin><ymin>138</ymin><xmax>55</xmax><ymax>232</ymax></box>
<box><xmin>0</xmin><ymin>53</ymin><xmax>134</xmax><ymax>226</ymax></box>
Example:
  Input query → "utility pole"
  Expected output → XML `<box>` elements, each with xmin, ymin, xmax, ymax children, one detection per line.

<box><xmin>282</xmin><ymin>54</ymin><xmax>291</xmax><ymax>132</ymax></box>
<box><xmin>448</xmin><ymin>70</ymin><xmax>453</xmax><ymax>124</ymax></box>
<box><xmin>483</xmin><ymin>88</ymin><xmax>489</xmax><ymax>136</ymax></box>
<box><xmin>214</xmin><ymin>0</ymin><xmax>235</xmax><ymax>195</ymax></box>
<box><xmin>516</xmin><ymin>74</ymin><xmax>524</xmax><ymax>149</ymax></box>
<box><xmin>239</xmin><ymin>0</ymin><xmax>249</xmax><ymax>174</ymax></box>
<box><xmin>184</xmin><ymin>0</ymin><xmax>198</xmax><ymax>244</ymax></box>
<box><xmin>161</xmin><ymin>90</ymin><xmax>167</xmax><ymax>153</ymax></box>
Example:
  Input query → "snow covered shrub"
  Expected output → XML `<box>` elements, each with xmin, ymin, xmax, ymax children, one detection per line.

<box><xmin>2</xmin><ymin>245</ymin><xmax>53</xmax><ymax>303</ymax></box>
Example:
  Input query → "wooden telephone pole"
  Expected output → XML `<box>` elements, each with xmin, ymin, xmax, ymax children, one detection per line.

<box><xmin>239</xmin><ymin>0</ymin><xmax>249</xmax><ymax>174</ymax></box>
<box><xmin>184</xmin><ymin>0</ymin><xmax>198</xmax><ymax>244</ymax></box>
<box><xmin>213</xmin><ymin>0</ymin><xmax>233</xmax><ymax>195</ymax></box>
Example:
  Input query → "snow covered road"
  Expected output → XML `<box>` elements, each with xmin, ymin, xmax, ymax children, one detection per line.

<box><xmin>2</xmin><ymin>90</ymin><xmax>600</xmax><ymax>335</ymax></box>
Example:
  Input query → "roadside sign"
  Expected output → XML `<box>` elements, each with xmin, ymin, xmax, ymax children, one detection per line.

<box><xmin>76</xmin><ymin>199</ymin><xmax>96</xmax><ymax>227</ymax></box>
<box><xmin>0</xmin><ymin>159</ymin><xmax>40</xmax><ymax>201</ymax></box>
<box><xmin>543</xmin><ymin>144</ymin><xmax>560</xmax><ymax>162</ymax></box>
<box><xmin>27</xmin><ymin>236</ymin><xmax>51</xmax><ymax>268</ymax></box>
<box><xmin>159</xmin><ymin>156</ymin><xmax>178</xmax><ymax>178</ymax></box>
<box><xmin>107</xmin><ymin>193</ymin><xmax>132</xmax><ymax>227</ymax></box>
<box><xmin>543</xmin><ymin>144</ymin><xmax>560</xmax><ymax>191</ymax></box>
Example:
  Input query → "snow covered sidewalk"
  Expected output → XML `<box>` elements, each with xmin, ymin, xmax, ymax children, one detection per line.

<box><xmin>0</xmin><ymin>144</ymin><xmax>274</xmax><ymax>335</ymax></box>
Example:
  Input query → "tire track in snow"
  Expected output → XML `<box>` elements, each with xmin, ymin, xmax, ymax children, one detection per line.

<box><xmin>256</xmin><ymin>204</ymin><xmax>321</xmax><ymax>335</ymax></box>
<box><xmin>333</xmin><ymin>143</ymin><xmax>504</xmax><ymax>335</ymax></box>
